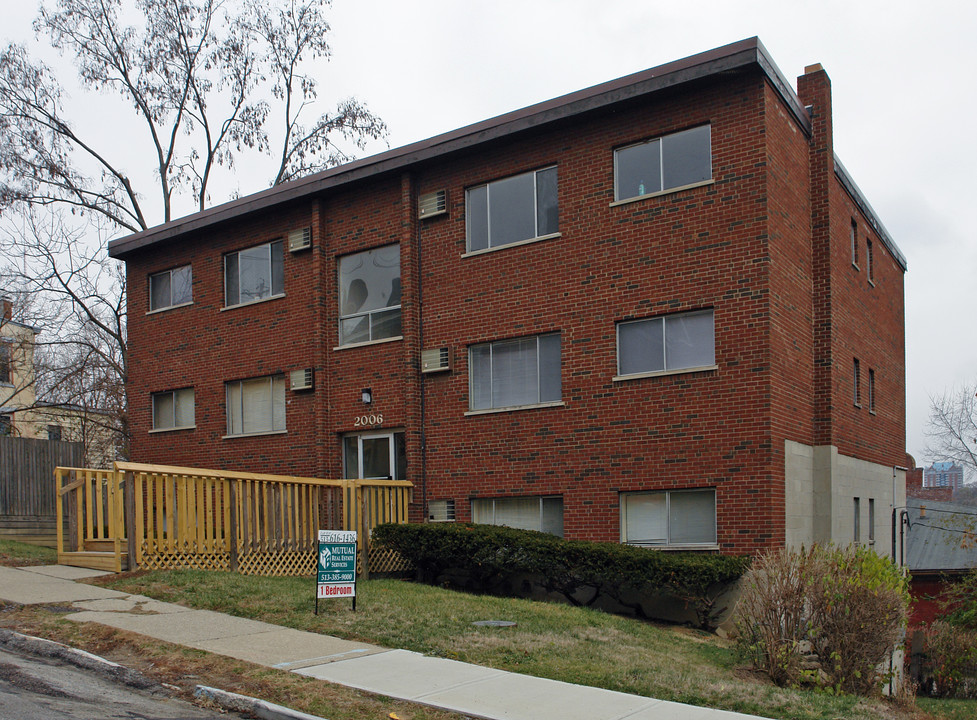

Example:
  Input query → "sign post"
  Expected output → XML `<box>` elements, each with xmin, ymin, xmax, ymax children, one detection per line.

<box><xmin>315</xmin><ymin>529</ymin><xmax>357</xmax><ymax>614</ymax></box>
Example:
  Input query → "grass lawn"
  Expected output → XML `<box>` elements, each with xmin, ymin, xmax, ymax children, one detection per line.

<box><xmin>97</xmin><ymin>567</ymin><xmax>947</xmax><ymax>720</ymax></box>
<box><xmin>1</xmin><ymin>539</ymin><xmax>974</xmax><ymax>720</ymax></box>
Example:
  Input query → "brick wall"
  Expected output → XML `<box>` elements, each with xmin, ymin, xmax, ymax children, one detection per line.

<box><xmin>123</xmin><ymin>64</ymin><xmax>906</xmax><ymax>555</ymax></box>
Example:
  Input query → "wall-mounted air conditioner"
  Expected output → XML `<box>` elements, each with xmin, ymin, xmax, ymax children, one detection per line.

<box><xmin>428</xmin><ymin>499</ymin><xmax>456</xmax><ymax>522</ymax></box>
<box><xmin>418</xmin><ymin>190</ymin><xmax>447</xmax><ymax>219</ymax></box>
<box><xmin>290</xmin><ymin>368</ymin><xmax>314</xmax><ymax>391</ymax></box>
<box><xmin>421</xmin><ymin>347</ymin><xmax>451</xmax><ymax>373</ymax></box>
<box><xmin>288</xmin><ymin>227</ymin><xmax>312</xmax><ymax>252</ymax></box>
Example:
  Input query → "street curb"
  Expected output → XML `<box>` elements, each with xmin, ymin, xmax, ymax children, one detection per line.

<box><xmin>195</xmin><ymin>685</ymin><xmax>330</xmax><ymax>720</ymax></box>
<box><xmin>0</xmin><ymin>628</ymin><xmax>158</xmax><ymax>691</ymax></box>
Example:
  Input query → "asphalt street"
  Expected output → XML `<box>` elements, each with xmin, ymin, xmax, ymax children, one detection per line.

<box><xmin>0</xmin><ymin>644</ymin><xmax>244</xmax><ymax>720</ymax></box>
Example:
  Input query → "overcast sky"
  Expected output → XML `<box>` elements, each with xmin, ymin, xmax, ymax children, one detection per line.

<box><xmin>5</xmin><ymin>0</ymin><xmax>976</xmax><ymax>468</ymax></box>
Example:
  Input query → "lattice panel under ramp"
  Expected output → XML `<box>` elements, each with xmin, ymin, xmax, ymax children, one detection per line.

<box><xmin>238</xmin><ymin>550</ymin><xmax>316</xmax><ymax>576</ymax></box>
<box><xmin>369</xmin><ymin>545</ymin><xmax>414</xmax><ymax>574</ymax></box>
<box><xmin>139</xmin><ymin>543</ymin><xmax>231</xmax><ymax>572</ymax></box>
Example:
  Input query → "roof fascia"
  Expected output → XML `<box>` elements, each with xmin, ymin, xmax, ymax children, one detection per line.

<box><xmin>834</xmin><ymin>156</ymin><xmax>907</xmax><ymax>271</ymax></box>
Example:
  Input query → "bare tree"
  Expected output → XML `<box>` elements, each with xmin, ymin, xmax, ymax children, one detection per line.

<box><xmin>0</xmin><ymin>0</ymin><xmax>385</xmax><ymax>463</ymax></box>
<box><xmin>925</xmin><ymin>380</ymin><xmax>977</xmax><ymax>481</ymax></box>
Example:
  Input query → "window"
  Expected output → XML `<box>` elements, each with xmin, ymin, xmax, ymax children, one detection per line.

<box><xmin>343</xmin><ymin>431</ymin><xmax>406</xmax><ymax>480</ymax></box>
<box><xmin>621</xmin><ymin>489</ymin><xmax>716</xmax><ymax>547</ymax></box>
<box><xmin>0</xmin><ymin>413</ymin><xmax>11</xmax><ymax>436</ymax></box>
<box><xmin>149</xmin><ymin>265</ymin><xmax>192</xmax><ymax>311</ymax></box>
<box><xmin>47</xmin><ymin>424</ymin><xmax>62</xmax><ymax>441</ymax></box>
<box><xmin>868</xmin><ymin>498</ymin><xmax>875</xmax><ymax>544</ymax></box>
<box><xmin>617</xmin><ymin>309</ymin><xmax>715</xmax><ymax>377</ymax></box>
<box><xmin>614</xmin><ymin>125</ymin><xmax>711</xmax><ymax>202</ymax></box>
<box><xmin>853</xmin><ymin>497</ymin><xmax>861</xmax><ymax>542</ymax></box>
<box><xmin>866</xmin><ymin>239</ymin><xmax>874</xmax><ymax>283</ymax></box>
<box><xmin>0</xmin><ymin>342</ymin><xmax>9</xmax><ymax>384</ymax></box>
<box><xmin>224</xmin><ymin>240</ymin><xmax>284</xmax><ymax>307</ymax></box>
<box><xmin>472</xmin><ymin>496</ymin><xmax>564</xmax><ymax>537</ymax></box>
<box><xmin>466</xmin><ymin>166</ymin><xmax>558</xmax><ymax>252</ymax></box>
<box><xmin>469</xmin><ymin>333</ymin><xmax>561</xmax><ymax>411</ymax></box>
<box><xmin>225</xmin><ymin>375</ymin><xmax>285</xmax><ymax>436</ymax></box>
<box><xmin>338</xmin><ymin>245</ymin><xmax>401</xmax><ymax>345</ymax></box>
<box><xmin>850</xmin><ymin>219</ymin><xmax>859</xmax><ymax>266</ymax></box>
<box><xmin>152</xmin><ymin>388</ymin><xmax>195</xmax><ymax>431</ymax></box>
<box><xmin>853</xmin><ymin>358</ymin><xmax>861</xmax><ymax>407</ymax></box>
<box><xmin>868</xmin><ymin>368</ymin><xmax>876</xmax><ymax>413</ymax></box>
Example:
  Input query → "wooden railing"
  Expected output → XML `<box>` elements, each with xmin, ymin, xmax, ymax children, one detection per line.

<box><xmin>56</xmin><ymin>461</ymin><xmax>412</xmax><ymax>575</ymax></box>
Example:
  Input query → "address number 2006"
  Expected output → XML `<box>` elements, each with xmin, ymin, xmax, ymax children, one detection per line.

<box><xmin>353</xmin><ymin>414</ymin><xmax>383</xmax><ymax>427</ymax></box>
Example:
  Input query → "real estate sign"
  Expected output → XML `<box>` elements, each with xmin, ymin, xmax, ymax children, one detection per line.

<box><xmin>316</xmin><ymin>530</ymin><xmax>357</xmax><ymax>600</ymax></box>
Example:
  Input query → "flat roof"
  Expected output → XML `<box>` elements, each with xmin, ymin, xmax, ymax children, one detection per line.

<box><xmin>108</xmin><ymin>36</ymin><xmax>904</xmax><ymax>270</ymax></box>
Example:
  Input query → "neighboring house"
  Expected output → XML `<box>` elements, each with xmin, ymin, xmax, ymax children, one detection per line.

<box><xmin>904</xmin><ymin>496</ymin><xmax>977</xmax><ymax>626</ymax></box>
<box><xmin>108</xmin><ymin>38</ymin><xmax>907</xmax><ymax>556</ymax></box>
<box><xmin>0</xmin><ymin>296</ymin><xmax>40</xmax><ymax>438</ymax></box>
<box><xmin>924</xmin><ymin>461</ymin><xmax>965</xmax><ymax>491</ymax></box>
<box><xmin>0</xmin><ymin>296</ymin><xmax>121</xmax><ymax>465</ymax></box>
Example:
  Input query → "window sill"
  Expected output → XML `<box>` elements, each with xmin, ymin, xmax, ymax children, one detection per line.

<box><xmin>222</xmin><ymin>429</ymin><xmax>288</xmax><ymax>439</ymax></box>
<box><xmin>462</xmin><ymin>232</ymin><xmax>561</xmax><ymax>258</ymax></box>
<box><xmin>465</xmin><ymin>400</ymin><xmax>565</xmax><ymax>417</ymax></box>
<box><xmin>609</xmin><ymin>179</ymin><xmax>714</xmax><ymax>207</ymax></box>
<box><xmin>147</xmin><ymin>301</ymin><xmax>193</xmax><ymax>316</ymax></box>
<box><xmin>625</xmin><ymin>542</ymin><xmax>720</xmax><ymax>552</ymax></box>
<box><xmin>852</xmin><ymin>262</ymin><xmax>860</xmax><ymax>271</ymax></box>
<box><xmin>221</xmin><ymin>293</ymin><xmax>285</xmax><ymax>312</ymax></box>
<box><xmin>149</xmin><ymin>425</ymin><xmax>196</xmax><ymax>434</ymax></box>
<box><xmin>854</xmin><ymin>402</ymin><xmax>861</xmax><ymax>409</ymax></box>
<box><xmin>333</xmin><ymin>335</ymin><xmax>403</xmax><ymax>351</ymax></box>
<box><xmin>868</xmin><ymin>279</ymin><xmax>876</xmax><ymax>287</ymax></box>
<box><xmin>613</xmin><ymin>364</ymin><xmax>718</xmax><ymax>382</ymax></box>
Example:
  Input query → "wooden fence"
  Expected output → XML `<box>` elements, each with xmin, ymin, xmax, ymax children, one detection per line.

<box><xmin>0</xmin><ymin>436</ymin><xmax>84</xmax><ymax>544</ymax></box>
<box><xmin>56</xmin><ymin>461</ymin><xmax>412</xmax><ymax>575</ymax></box>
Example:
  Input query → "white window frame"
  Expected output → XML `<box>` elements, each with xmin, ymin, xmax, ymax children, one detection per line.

<box><xmin>148</xmin><ymin>265</ymin><xmax>193</xmax><ymax>312</ymax></box>
<box><xmin>465</xmin><ymin>166</ymin><xmax>559</xmax><ymax>253</ymax></box>
<box><xmin>151</xmin><ymin>388</ymin><xmax>195</xmax><ymax>432</ymax></box>
<box><xmin>337</xmin><ymin>244</ymin><xmax>402</xmax><ymax>347</ymax></box>
<box><xmin>225</xmin><ymin>375</ymin><xmax>286</xmax><ymax>437</ymax></box>
<box><xmin>613</xmin><ymin>125</ymin><xmax>712</xmax><ymax>204</ymax></box>
<box><xmin>224</xmin><ymin>240</ymin><xmax>284</xmax><ymax>308</ymax></box>
<box><xmin>620</xmin><ymin>489</ymin><xmax>717</xmax><ymax>548</ymax></box>
<box><xmin>471</xmin><ymin>495</ymin><xmax>564</xmax><ymax>537</ymax></box>
<box><xmin>467</xmin><ymin>333</ymin><xmax>562</xmax><ymax>413</ymax></box>
<box><xmin>615</xmin><ymin>309</ymin><xmax>716</xmax><ymax>380</ymax></box>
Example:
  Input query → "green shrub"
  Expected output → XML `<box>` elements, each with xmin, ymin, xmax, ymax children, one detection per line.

<box><xmin>372</xmin><ymin>522</ymin><xmax>750</xmax><ymax>630</ymax></box>
<box><xmin>937</xmin><ymin>568</ymin><xmax>977</xmax><ymax>630</ymax></box>
<box><xmin>735</xmin><ymin>544</ymin><xmax>909</xmax><ymax>696</ymax></box>
<box><xmin>808</xmin><ymin>544</ymin><xmax>910</xmax><ymax>695</ymax></box>
<box><xmin>925</xmin><ymin>621</ymin><xmax>977</xmax><ymax>698</ymax></box>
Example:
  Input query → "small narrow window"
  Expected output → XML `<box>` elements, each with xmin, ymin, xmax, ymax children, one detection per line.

<box><xmin>0</xmin><ymin>342</ymin><xmax>10</xmax><ymax>384</ymax></box>
<box><xmin>853</xmin><ymin>358</ymin><xmax>861</xmax><ymax>407</ymax></box>
<box><xmin>850</xmin><ymin>219</ymin><xmax>859</xmax><ymax>267</ymax></box>
<box><xmin>853</xmin><ymin>497</ymin><xmax>861</xmax><ymax>542</ymax></box>
<box><xmin>47</xmin><ymin>424</ymin><xmax>62</xmax><ymax>441</ymax></box>
<box><xmin>868</xmin><ymin>368</ymin><xmax>876</xmax><ymax>413</ymax></box>
<box><xmin>868</xmin><ymin>498</ymin><xmax>875</xmax><ymax>544</ymax></box>
<box><xmin>866</xmin><ymin>239</ymin><xmax>874</xmax><ymax>283</ymax></box>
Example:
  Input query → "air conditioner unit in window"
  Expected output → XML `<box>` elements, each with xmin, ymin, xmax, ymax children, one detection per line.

<box><xmin>418</xmin><ymin>190</ymin><xmax>447</xmax><ymax>219</ymax></box>
<box><xmin>290</xmin><ymin>368</ymin><xmax>314</xmax><ymax>391</ymax></box>
<box><xmin>428</xmin><ymin>499</ymin><xmax>456</xmax><ymax>523</ymax></box>
<box><xmin>288</xmin><ymin>227</ymin><xmax>312</xmax><ymax>252</ymax></box>
<box><xmin>421</xmin><ymin>347</ymin><xmax>451</xmax><ymax>374</ymax></box>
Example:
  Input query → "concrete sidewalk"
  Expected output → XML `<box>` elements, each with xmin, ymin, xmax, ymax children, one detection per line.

<box><xmin>0</xmin><ymin>565</ymin><xmax>768</xmax><ymax>720</ymax></box>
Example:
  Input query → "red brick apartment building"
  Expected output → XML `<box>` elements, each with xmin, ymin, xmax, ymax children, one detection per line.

<box><xmin>108</xmin><ymin>38</ymin><xmax>907</xmax><ymax>556</ymax></box>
